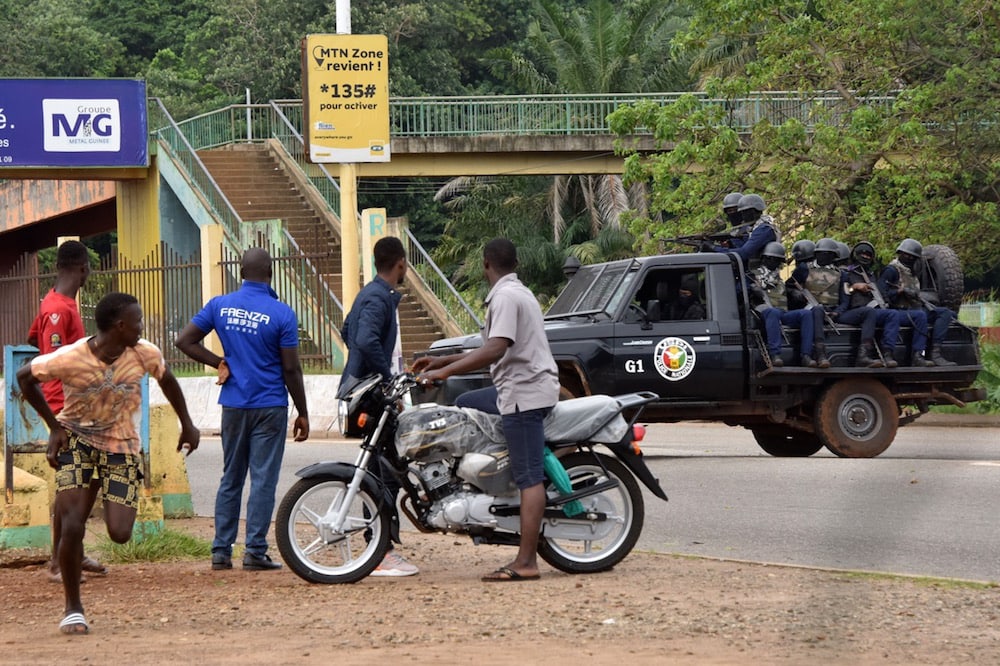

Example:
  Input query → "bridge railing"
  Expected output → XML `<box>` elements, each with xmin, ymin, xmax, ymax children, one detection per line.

<box><xmin>276</xmin><ymin>92</ymin><xmax>897</xmax><ymax>138</ymax></box>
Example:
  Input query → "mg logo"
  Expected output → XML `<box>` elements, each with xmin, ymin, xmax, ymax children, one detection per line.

<box><xmin>42</xmin><ymin>98</ymin><xmax>121</xmax><ymax>152</ymax></box>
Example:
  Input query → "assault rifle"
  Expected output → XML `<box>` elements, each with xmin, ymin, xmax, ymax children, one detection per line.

<box><xmin>856</xmin><ymin>267</ymin><xmax>888</xmax><ymax>309</ymax></box>
<box><xmin>887</xmin><ymin>281</ymin><xmax>939</xmax><ymax>312</ymax></box>
<box><xmin>665</xmin><ymin>224</ymin><xmax>750</xmax><ymax>250</ymax></box>
<box><xmin>790</xmin><ymin>277</ymin><xmax>840</xmax><ymax>334</ymax></box>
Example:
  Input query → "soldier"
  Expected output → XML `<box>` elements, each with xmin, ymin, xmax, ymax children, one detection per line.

<box><xmin>748</xmin><ymin>242</ymin><xmax>829</xmax><ymax>368</ymax></box>
<box><xmin>879</xmin><ymin>239</ymin><xmax>955</xmax><ymax>366</ymax></box>
<box><xmin>702</xmin><ymin>193</ymin><xmax>779</xmax><ymax>269</ymax></box>
<box><xmin>722</xmin><ymin>191</ymin><xmax>743</xmax><ymax>226</ymax></box>
<box><xmin>835</xmin><ymin>242</ymin><xmax>902</xmax><ymax>368</ymax></box>
<box><xmin>788</xmin><ymin>237</ymin><xmax>839</xmax><ymax>317</ymax></box>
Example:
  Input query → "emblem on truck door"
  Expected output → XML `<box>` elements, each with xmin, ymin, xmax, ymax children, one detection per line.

<box><xmin>653</xmin><ymin>337</ymin><xmax>696</xmax><ymax>381</ymax></box>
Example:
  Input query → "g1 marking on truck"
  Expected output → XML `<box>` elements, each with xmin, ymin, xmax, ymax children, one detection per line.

<box><xmin>624</xmin><ymin>359</ymin><xmax>646</xmax><ymax>374</ymax></box>
<box><xmin>653</xmin><ymin>337</ymin><xmax>696</xmax><ymax>381</ymax></box>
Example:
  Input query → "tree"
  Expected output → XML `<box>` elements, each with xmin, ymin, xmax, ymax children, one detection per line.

<box><xmin>0</xmin><ymin>0</ymin><xmax>126</xmax><ymax>77</ymax></box>
<box><xmin>611</xmin><ymin>0</ymin><xmax>1000</xmax><ymax>282</ymax></box>
<box><xmin>486</xmin><ymin>0</ymin><xmax>692</xmax><ymax>246</ymax></box>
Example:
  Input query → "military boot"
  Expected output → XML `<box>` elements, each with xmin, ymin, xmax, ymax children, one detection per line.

<box><xmin>930</xmin><ymin>346</ymin><xmax>957</xmax><ymax>366</ymax></box>
<box><xmin>855</xmin><ymin>341</ymin><xmax>883</xmax><ymax>368</ymax></box>
<box><xmin>813</xmin><ymin>341</ymin><xmax>831</xmax><ymax>369</ymax></box>
<box><xmin>911</xmin><ymin>350</ymin><xmax>935</xmax><ymax>367</ymax></box>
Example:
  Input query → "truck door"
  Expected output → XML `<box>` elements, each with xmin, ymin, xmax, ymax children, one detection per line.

<box><xmin>613</xmin><ymin>267</ymin><xmax>744</xmax><ymax>403</ymax></box>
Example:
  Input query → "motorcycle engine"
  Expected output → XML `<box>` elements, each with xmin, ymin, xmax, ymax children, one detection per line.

<box><xmin>426</xmin><ymin>491</ymin><xmax>499</xmax><ymax>530</ymax></box>
<box><xmin>417</xmin><ymin>461</ymin><xmax>455</xmax><ymax>502</ymax></box>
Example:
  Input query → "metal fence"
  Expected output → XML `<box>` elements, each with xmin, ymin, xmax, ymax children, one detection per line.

<box><xmin>0</xmin><ymin>241</ymin><xmax>342</xmax><ymax>375</ymax></box>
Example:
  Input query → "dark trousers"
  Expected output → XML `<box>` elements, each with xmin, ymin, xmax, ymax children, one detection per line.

<box><xmin>837</xmin><ymin>307</ymin><xmax>901</xmax><ymax>350</ymax></box>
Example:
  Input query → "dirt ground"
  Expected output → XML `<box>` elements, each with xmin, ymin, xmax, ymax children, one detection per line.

<box><xmin>1</xmin><ymin>516</ymin><xmax>998</xmax><ymax>665</ymax></box>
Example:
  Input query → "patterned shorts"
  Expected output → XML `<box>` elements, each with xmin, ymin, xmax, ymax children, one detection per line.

<box><xmin>55</xmin><ymin>431</ymin><xmax>144</xmax><ymax>509</ymax></box>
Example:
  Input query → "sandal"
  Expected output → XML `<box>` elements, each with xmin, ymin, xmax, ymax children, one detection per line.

<box><xmin>48</xmin><ymin>570</ymin><xmax>87</xmax><ymax>584</ymax></box>
<box><xmin>81</xmin><ymin>556</ymin><xmax>108</xmax><ymax>576</ymax></box>
<box><xmin>59</xmin><ymin>612</ymin><xmax>89</xmax><ymax>635</ymax></box>
<box><xmin>481</xmin><ymin>566</ymin><xmax>540</xmax><ymax>582</ymax></box>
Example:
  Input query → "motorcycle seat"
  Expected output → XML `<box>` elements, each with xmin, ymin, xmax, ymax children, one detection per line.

<box><xmin>544</xmin><ymin>395</ymin><xmax>629</xmax><ymax>444</ymax></box>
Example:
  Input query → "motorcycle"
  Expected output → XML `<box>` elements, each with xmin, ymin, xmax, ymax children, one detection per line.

<box><xmin>275</xmin><ymin>373</ymin><xmax>668</xmax><ymax>584</ymax></box>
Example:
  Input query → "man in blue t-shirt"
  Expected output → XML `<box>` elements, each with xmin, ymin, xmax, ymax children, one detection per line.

<box><xmin>175</xmin><ymin>248</ymin><xmax>309</xmax><ymax>572</ymax></box>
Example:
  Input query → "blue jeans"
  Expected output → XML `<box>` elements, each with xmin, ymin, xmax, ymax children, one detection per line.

<box><xmin>215</xmin><ymin>407</ymin><xmax>287</xmax><ymax>557</ymax></box>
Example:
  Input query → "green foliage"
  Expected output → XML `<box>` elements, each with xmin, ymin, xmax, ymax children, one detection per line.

<box><xmin>973</xmin><ymin>341</ymin><xmax>1000</xmax><ymax>413</ymax></box>
<box><xmin>613</xmin><ymin>0</ymin><xmax>1000</xmax><ymax>282</ymax></box>
<box><xmin>96</xmin><ymin>526</ymin><xmax>212</xmax><ymax>563</ymax></box>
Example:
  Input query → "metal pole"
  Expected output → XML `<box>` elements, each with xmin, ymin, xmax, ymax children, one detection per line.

<box><xmin>246</xmin><ymin>87</ymin><xmax>252</xmax><ymax>142</ymax></box>
<box><xmin>336</xmin><ymin>0</ymin><xmax>351</xmax><ymax>33</ymax></box>
<box><xmin>336</xmin><ymin>0</ymin><xmax>360</xmax><ymax>311</ymax></box>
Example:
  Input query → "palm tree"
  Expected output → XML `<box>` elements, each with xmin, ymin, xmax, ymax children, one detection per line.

<box><xmin>488</xmin><ymin>0</ymin><xmax>693</xmax><ymax>244</ymax></box>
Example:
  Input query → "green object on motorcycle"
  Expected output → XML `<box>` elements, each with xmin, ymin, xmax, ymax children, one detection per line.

<box><xmin>543</xmin><ymin>448</ymin><xmax>585</xmax><ymax>517</ymax></box>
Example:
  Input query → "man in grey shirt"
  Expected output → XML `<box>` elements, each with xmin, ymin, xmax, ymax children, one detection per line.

<box><xmin>413</xmin><ymin>238</ymin><xmax>559</xmax><ymax>581</ymax></box>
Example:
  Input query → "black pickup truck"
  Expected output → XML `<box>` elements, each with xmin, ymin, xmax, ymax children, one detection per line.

<box><xmin>413</xmin><ymin>251</ymin><xmax>984</xmax><ymax>458</ymax></box>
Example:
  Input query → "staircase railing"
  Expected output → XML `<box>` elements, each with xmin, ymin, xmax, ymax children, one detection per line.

<box><xmin>275</xmin><ymin>229</ymin><xmax>347</xmax><ymax>369</ymax></box>
<box><xmin>148</xmin><ymin>98</ymin><xmax>244</xmax><ymax>248</ymax></box>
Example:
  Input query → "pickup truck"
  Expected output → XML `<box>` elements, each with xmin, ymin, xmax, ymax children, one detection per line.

<box><xmin>412</xmin><ymin>251</ymin><xmax>984</xmax><ymax>458</ymax></box>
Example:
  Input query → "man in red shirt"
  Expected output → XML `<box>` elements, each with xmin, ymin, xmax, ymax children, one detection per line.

<box><xmin>27</xmin><ymin>240</ymin><xmax>106</xmax><ymax>582</ymax></box>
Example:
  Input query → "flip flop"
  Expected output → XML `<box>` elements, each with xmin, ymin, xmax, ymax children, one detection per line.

<box><xmin>481</xmin><ymin>566</ymin><xmax>540</xmax><ymax>582</ymax></box>
<box><xmin>48</xmin><ymin>570</ymin><xmax>87</xmax><ymax>584</ymax></box>
<box><xmin>81</xmin><ymin>557</ymin><xmax>108</xmax><ymax>576</ymax></box>
<box><xmin>59</xmin><ymin>612</ymin><xmax>89</xmax><ymax>635</ymax></box>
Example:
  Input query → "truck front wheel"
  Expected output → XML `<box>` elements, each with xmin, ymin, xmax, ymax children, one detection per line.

<box><xmin>815</xmin><ymin>379</ymin><xmax>899</xmax><ymax>458</ymax></box>
<box><xmin>751</xmin><ymin>427</ymin><xmax>824</xmax><ymax>457</ymax></box>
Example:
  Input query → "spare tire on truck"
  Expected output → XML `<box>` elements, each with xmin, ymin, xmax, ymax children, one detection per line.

<box><xmin>920</xmin><ymin>244</ymin><xmax>963</xmax><ymax>312</ymax></box>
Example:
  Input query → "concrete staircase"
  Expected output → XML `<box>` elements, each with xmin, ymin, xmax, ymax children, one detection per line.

<box><xmin>197</xmin><ymin>144</ymin><xmax>340</xmax><ymax>277</ymax></box>
<box><xmin>396</xmin><ymin>283</ymin><xmax>450</xmax><ymax>365</ymax></box>
<box><xmin>197</xmin><ymin>143</ymin><xmax>445</xmax><ymax>364</ymax></box>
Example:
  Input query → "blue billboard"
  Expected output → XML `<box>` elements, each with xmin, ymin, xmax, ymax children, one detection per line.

<box><xmin>0</xmin><ymin>78</ymin><xmax>148</xmax><ymax>168</ymax></box>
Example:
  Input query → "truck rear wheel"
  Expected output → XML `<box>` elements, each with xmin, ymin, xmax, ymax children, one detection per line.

<box><xmin>751</xmin><ymin>427</ymin><xmax>823</xmax><ymax>457</ymax></box>
<box><xmin>815</xmin><ymin>379</ymin><xmax>898</xmax><ymax>458</ymax></box>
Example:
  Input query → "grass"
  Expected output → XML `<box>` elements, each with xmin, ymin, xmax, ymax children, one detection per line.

<box><xmin>94</xmin><ymin>527</ymin><xmax>212</xmax><ymax>564</ymax></box>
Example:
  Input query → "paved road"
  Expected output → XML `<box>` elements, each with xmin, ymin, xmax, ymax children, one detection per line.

<box><xmin>184</xmin><ymin>421</ymin><xmax>1000</xmax><ymax>582</ymax></box>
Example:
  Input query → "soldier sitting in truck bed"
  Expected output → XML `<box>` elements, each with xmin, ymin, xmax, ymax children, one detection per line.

<box><xmin>836</xmin><ymin>241</ymin><xmax>902</xmax><ymax>368</ymax></box>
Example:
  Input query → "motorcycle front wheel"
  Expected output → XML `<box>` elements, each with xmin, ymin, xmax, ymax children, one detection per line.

<box><xmin>537</xmin><ymin>452</ymin><xmax>644</xmax><ymax>574</ymax></box>
<box><xmin>275</xmin><ymin>475</ymin><xmax>390</xmax><ymax>584</ymax></box>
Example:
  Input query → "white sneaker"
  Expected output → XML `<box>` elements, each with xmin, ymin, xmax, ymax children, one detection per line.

<box><xmin>370</xmin><ymin>551</ymin><xmax>419</xmax><ymax>577</ymax></box>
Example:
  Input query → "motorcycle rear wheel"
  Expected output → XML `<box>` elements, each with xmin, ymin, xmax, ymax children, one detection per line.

<box><xmin>537</xmin><ymin>452</ymin><xmax>644</xmax><ymax>574</ymax></box>
<box><xmin>276</xmin><ymin>476</ymin><xmax>390</xmax><ymax>584</ymax></box>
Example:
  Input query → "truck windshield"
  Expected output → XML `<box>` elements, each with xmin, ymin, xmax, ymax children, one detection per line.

<box><xmin>546</xmin><ymin>261</ymin><xmax>637</xmax><ymax>319</ymax></box>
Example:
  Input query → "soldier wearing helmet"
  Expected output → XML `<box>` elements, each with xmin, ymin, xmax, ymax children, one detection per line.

<box><xmin>793</xmin><ymin>238</ymin><xmax>841</xmax><ymax>314</ymax></box>
<box><xmin>747</xmin><ymin>242</ymin><xmax>828</xmax><ymax>368</ymax></box>
<box><xmin>722</xmin><ymin>192</ymin><xmax>743</xmax><ymax>226</ymax></box>
<box><xmin>835</xmin><ymin>241</ymin><xmax>902</xmax><ymax>368</ymax></box>
<box><xmin>701</xmin><ymin>193</ymin><xmax>779</xmax><ymax>269</ymax></box>
<box><xmin>878</xmin><ymin>239</ymin><xmax>955</xmax><ymax>366</ymax></box>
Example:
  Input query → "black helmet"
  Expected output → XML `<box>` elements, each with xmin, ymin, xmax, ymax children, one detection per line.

<box><xmin>737</xmin><ymin>193</ymin><xmax>766</xmax><ymax>212</ymax></box>
<box><xmin>835</xmin><ymin>241</ymin><xmax>850</xmax><ymax>264</ymax></box>
<box><xmin>815</xmin><ymin>237</ymin><xmax>838</xmax><ymax>253</ymax></box>
<box><xmin>722</xmin><ymin>192</ymin><xmax>743</xmax><ymax>209</ymax></box>
<box><xmin>791</xmin><ymin>239</ymin><xmax>815</xmax><ymax>262</ymax></box>
<box><xmin>896</xmin><ymin>238</ymin><xmax>923</xmax><ymax>258</ymax></box>
<box><xmin>852</xmin><ymin>241</ymin><xmax>876</xmax><ymax>266</ymax></box>
<box><xmin>762</xmin><ymin>242</ymin><xmax>786</xmax><ymax>259</ymax></box>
